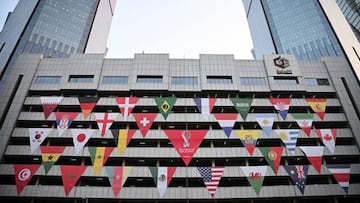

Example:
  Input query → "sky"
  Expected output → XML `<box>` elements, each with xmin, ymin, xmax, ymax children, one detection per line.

<box><xmin>0</xmin><ymin>0</ymin><xmax>254</xmax><ymax>59</ymax></box>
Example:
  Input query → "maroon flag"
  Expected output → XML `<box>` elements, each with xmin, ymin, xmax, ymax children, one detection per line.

<box><xmin>60</xmin><ymin>165</ymin><xmax>87</xmax><ymax>196</ymax></box>
<box><xmin>40</xmin><ymin>96</ymin><xmax>63</xmax><ymax>119</ymax></box>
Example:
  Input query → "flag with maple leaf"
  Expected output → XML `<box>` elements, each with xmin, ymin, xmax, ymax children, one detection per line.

<box><xmin>292</xmin><ymin>113</ymin><xmax>313</xmax><ymax>136</ymax></box>
<box><xmin>275</xmin><ymin>129</ymin><xmax>300</xmax><ymax>154</ymax></box>
<box><xmin>259</xmin><ymin>147</ymin><xmax>283</xmax><ymax>175</ymax></box>
<box><xmin>105</xmin><ymin>166</ymin><xmax>132</xmax><ymax>197</ymax></box>
<box><xmin>60</xmin><ymin>165</ymin><xmax>87</xmax><ymax>196</ymax></box>
<box><xmin>197</xmin><ymin>166</ymin><xmax>225</xmax><ymax>198</ymax></box>
<box><xmin>40</xmin><ymin>146</ymin><xmax>65</xmax><ymax>174</ymax></box>
<box><xmin>40</xmin><ymin>96</ymin><xmax>63</xmax><ymax>119</ymax></box>
<box><xmin>78</xmin><ymin>97</ymin><xmax>99</xmax><ymax>119</ymax></box>
<box><xmin>55</xmin><ymin>112</ymin><xmax>78</xmax><ymax>136</ymax></box>
<box><xmin>315</xmin><ymin>129</ymin><xmax>336</xmax><ymax>154</ymax></box>
<box><xmin>155</xmin><ymin>97</ymin><xmax>176</xmax><ymax>120</ymax></box>
<box><xmin>115</xmin><ymin>96</ymin><xmax>139</xmax><ymax>121</ymax></box>
<box><xmin>305</xmin><ymin>98</ymin><xmax>327</xmax><ymax>120</ymax></box>
<box><xmin>269</xmin><ymin>98</ymin><xmax>291</xmax><ymax>120</ymax></box>
<box><xmin>133</xmin><ymin>113</ymin><xmax>157</xmax><ymax>137</ymax></box>
<box><xmin>253</xmin><ymin>113</ymin><xmax>275</xmax><ymax>136</ymax></box>
<box><xmin>326</xmin><ymin>164</ymin><xmax>351</xmax><ymax>193</ymax></box>
<box><xmin>29</xmin><ymin>128</ymin><xmax>52</xmax><ymax>153</ymax></box>
<box><xmin>95</xmin><ymin>113</ymin><xmax>118</xmax><ymax>137</ymax></box>
<box><xmin>231</xmin><ymin>98</ymin><xmax>252</xmax><ymax>120</ymax></box>
<box><xmin>213</xmin><ymin>113</ymin><xmax>238</xmax><ymax>138</ymax></box>
<box><xmin>284</xmin><ymin>165</ymin><xmax>309</xmax><ymax>194</ymax></box>
<box><xmin>88</xmin><ymin>147</ymin><xmax>114</xmax><ymax>175</ymax></box>
<box><xmin>300</xmin><ymin>146</ymin><xmax>324</xmax><ymax>174</ymax></box>
<box><xmin>234</xmin><ymin>129</ymin><xmax>260</xmax><ymax>156</ymax></box>
<box><xmin>111</xmin><ymin>129</ymin><xmax>136</xmax><ymax>155</ymax></box>
<box><xmin>240</xmin><ymin>165</ymin><xmax>267</xmax><ymax>196</ymax></box>
<box><xmin>13</xmin><ymin>164</ymin><xmax>41</xmax><ymax>195</ymax></box>
<box><xmin>193</xmin><ymin>97</ymin><xmax>216</xmax><ymax>120</ymax></box>
<box><xmin>149</xmin><ymin>166</ymin><xmax>177</xmax><ymax>198</ymax></box>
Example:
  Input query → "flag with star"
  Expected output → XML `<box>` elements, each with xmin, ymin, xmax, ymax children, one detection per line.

<box><xmin>78</xmin><ymin>97</ymin><xmax>99</xmax><ymax>119</ymax></box>
<box><xmin>240</xmin><ymin>165</ymin><xmax>267</xmax><ymax>196</ymax></box>
<box><xmin>193</xmin><ymin>97</ymin><xmax>216</xmax><ymax>120</ymax></box>
<box><xmin>326</xmin><ymin>164</ymin><xmax>351</xmax><ymax>193</ymax></box>
<box><xmin>60</xmin><ymin>165</ymin><xmax>87</xmax><ymax>196</ymax></box>
<box><xmin>115</xmin><ymin>96</ymin><xmax>139</xmax><ymax>121</ymax></box>
<box><xmin>133</xmin><ymin>113</ymin><xmax>157</xmax><ymax>137</ymax></box>
<box><xmin>155</xmin><ymin>97</ymin><xmax>176</xmax><ymax>120</ymax></box>
<box><xmin>275</xmin><ymin>129</ymin><xmax>300</xmax><ymax>154</ymax></box>
<box><xmin>305</xmin><ymin>98</ymin><xmax>327</xmax><ymax>120</ymax></box>
<box><xmin>234</xmin><ymin>129</ymin><xmax>260</xmax><ymax>156</ymax></box>
<box><xmin>95</xmin><ymin>113</ymin><xmax>119</xmax><ymax>137</ymax></box>
<box><xmin>197</xmin><ymin>166</ymin><xmax>225</xmax><ymax>198</ymax></box>
<box><xmin>259</xmin><ymin>147</ymin><xmax>283</xmax><ymax>175</ymax></box>
<box><xmin>292</xmin><ymin>113</ymin><xmax>314</xmax><ymax>136</ymax></box>
<box><xmin>231</xmin><ymin>98</ymin><xmax>252</xmax><ymax>120</ymax></box>
<box><xmin>253</xmin><ymin>113</ymin><xmax>275</xmax><ymax>136</ymax></box>
<box><xmin>149</xmin><ymin>166</ymin><xmax>177</xmax><ymax>198</ymax></box>
<box><xmin>55</xmin><ymin>112</ymin><xmax>78</xmax><ymax>136</ymax></box>
<box><xmin>40</xmin><ymin>146</ymin><xmax>65</xmax><ymax>174</ymax></box>
<box><xmin>111</xmin><ymin>129</ymin><xmax>136</xmax><ymax>155</ymax></box>
<box><xmin>40</xmin><ymin>96</ymin><xmax>63</xmax><ymax>119</ymax></box>
<box><xmin>300</xmin><ymin>146</ymin><xmax>324</xmax><ymax>174</ymax></box>
<box><xmin>105</xmin><ymin>166</ymin><xmax>132</xmax><ymax>197</ymax></box>
<box><xmin>269</xmin><ymin>98</ymin><xmax>291</xmax><ymax>120</ymax></box>
<box><xmin>315</xmin><ymin>129</ymin><xmax>336</xmax><ymax>154</ymax></box>
<box><xmin>213</xmin><ymin>113</ymin><xmax>238</xmax><ymax>138</ymax></box>
<box><xmin>284</xmin><ymin>165</ymin><xmax>309</xmax><ymax>194</ymax></box>
<box><xmin>14</xmin><ymin>164</ymin><xmax>41</xmax><ymax>195</ymax></box>
<box><xmin>88</xmin><ymin>147</ymin><xmax>114</xmax><ymax>175</ymax></box>
<box><xmin>71</xmin><ymin>129</ymin><xmax>94</xmax><ymax>155</ymax></box>
<box><xmin>29</xmin><ymin>128</ymin><xmax>52</xmax><ymax>153</ymax></box>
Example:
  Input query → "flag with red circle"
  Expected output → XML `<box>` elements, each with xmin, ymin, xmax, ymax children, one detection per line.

<box><xmin>14</xmin><ymin>164</ymin><xmax>41</xmax><ymax>195</ymax></box>
<box><xmin>29</xmin><ymin>128</ymin><xmax>52</xmax><ymax>153</ymax></box>
<box><xmin>133</xmin><ymin>113</ymin><xmax>157</xmax><ymax>137</ymax></box>
<box><xmin>71</xmin><ymin>129</ymin><xmax>94</xmax><ymax>154</ymax></box>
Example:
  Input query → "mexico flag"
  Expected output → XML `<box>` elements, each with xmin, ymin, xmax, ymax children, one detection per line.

<box><xmin>306</xmin><ymin>98</ymin><xmax>327</xmax><ymax>120</ymax></box>
<box><xmin>149</xmin><ymin>166</ymin><xmax>176</xmax><ymax>197</ymax></box>
<box><xmin>40</xmin><ymin>146</ymin><xmax>65</xmax><ymax>174</ymax></box>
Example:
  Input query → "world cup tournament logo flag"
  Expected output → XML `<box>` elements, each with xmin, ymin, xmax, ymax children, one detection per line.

<box><xmin>29</xmin><ymin>128</ymin><xmax>52</xmax><ymax>153</ymax></box>
<box><xmin>193</xmin><ymin>98</ymin><xmax>216</xmax><ymax>120</ymax></box>
<box><xmin>165</xmin><ymin>129</ymin><xmax>208</xmax><ymax>166</ymax></box>
<box><xmin>60</xmin><ymin>165</ymin><xmax>87</xmax><ymax>196</ymax></box>
<box><xmin>234</xmin><ymin>130</ymin><xmax>260</xmax><ymax>156</ymax></box>
<box><xmin>155</xmin><ymin>97</ymin><xmax>176</xmax><ymax>120</ymax></box>
<box><xmin>95</xmin><ymin>113</ymin><xmax>119</xmax><ymax>137</ymax></box>
<box><xmin>55</xmin><ymin>112</ymin><xmax>78</xmax><ymax>136</ymax></box>
<box><xmin>71</xmin><ymin>129</ymin><xmax>94</xmax><ymax>155</ymax></box>
<box><xmin>197</xmin><ymin>166</ymin><xmax>225</xmax><ymax>198</ymax></box>
<box><xmin>105</xmin><ymin>166</ymin><xmax>132</xmax><ymax>197</ymax></box>
<box><xmin>326</xmin><ymin>164</ymin><xmax>351</xmax><ymax>193</ymax></box>
<box><xmin>291</xmin><ymin>113</ymin><xmax>314</xmax><ymax>136</ymax></box>
<box><xmin>115</xmin><ymin>97</ymin><xmax>139</xmax><ymax>121</ymax></box>
<box><xmin>88</xmin><ymin>147</ymin><xmax>114</xmax><ymax>175</ymax></box>
<box><xmin>78</xmin><ymin>97</ymin><xmax>99</xmax><ymax>119</ymax></box>
<box><xmin>259</xmin><ymin>147</ymin><xmax>283</xmax><ymax>175</ymax></box>
<box><xmin>240</xmin><ymin>166</ymin><xmax>267</xmax><ymax>196</ymax></box>
<box><xmin>253</xmin><ymin>113</ymin><xmax>275</xmax><ymax>136</ymax></box>
<box><xmin>149</xmin><ymin>166</ymin><xmax>177</xmax><ymax>198</ymax></box>
<box><xmin>275</xmin><ymin>129</ymin><xmax>300</xmax><ymax>154</ymax></box>
<box><xmin>40</xmin><ymin>146</ymin><xmax>65</xmax><ymax>174</ymax></box>
<box><xmin>111</xmin><ymin>129</ymin><xmax>136</xmax><ymax>155</ymax></box>
<box><xmin>315</xmin><ymin>129</ymin><xmax>337</xmax><ymax>154</ymax></box>
<box><xmin>14</xmin><ymin>164</ymin><xmax>41</xmax><ymax>195</ymax></box>
<box><xmin>133</xmin><ymin>113</ymin><xmax>157</xmax><ymax>137</ymax></box>
<box><xmin>300</xmin><ymin>146</ymin><xmax>324</xmax><ymax>174</ymax></box>
<box><xmin>213</xmin><ymin>113</ymin><xmax>238</xmax><ymax>138</ymax></box>
<box><xmin>40</xmin><ymin>96</ymin><xmax>63</xmax><ymax>119</ymax></box>
<box><xmin>269</xmin><ymin>98</ymin><xmax>291</xmax><ymax>120</ymax></box>
<box><xmin>231</xmin><ymin>98</ymin><xmax>252</xmax><ymax>121</ymax></box>
<box><xmin>284</xmin><ymin>165</ymin><xmax>309</xmax><ymax>194</ymax></box>
<box><xmin>305</xmin><ymin>98</ymin><xmax>327</xmax><ymax>120</ymax></box>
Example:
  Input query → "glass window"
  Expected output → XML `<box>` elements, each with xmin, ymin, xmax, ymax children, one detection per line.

<box><xmin>273</xmin><ymin>77</ymin><xmax>298</xmax><ymax>85</ymax></box>
<box><xmin>68</xmin><ymin>75</ymin><xmax>94</xmax><ymax>83</ymax></box>
<box><xmin>102</xmin><ymin>76</ymin><xmax>128</xmax><ymax>84</ymax></box>
<box><xmin>136</xmin><ymin>75</ymin><xmax>163</xmax><ymax>83</ymax></box>
<box><xmin>304</xmin><ymin>78</ymin><xmax>330</xmax><ymax>86</ymax></box>
<box><xmin>207</xmin><ymin>76</ymin><xmax>232</xmax><ymax>84</ymax></box>
<box><xmin>35</xmin><ymin>76</ymin><xmax>61</xmax><ymax>84</ymax></box>
<box><xmin>171</xmin><ymin>77</ymin><xmax>198</xmax><ymax>85</ymax></box>
<box><xmin>240</xmin><ymin>77</ymin><xmax>266</xmax><ymax>85</ymax></box>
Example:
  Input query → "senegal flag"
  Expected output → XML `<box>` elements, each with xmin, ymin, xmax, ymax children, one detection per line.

<box><xmin>88</xmin><ymin>147</ymin><xmax>114</xmax><ymax>175</ymax></box>
<box><xmin>40</xmin><ymin>146</ymin><xmax>65</xmax><ymax>174</ymax></box>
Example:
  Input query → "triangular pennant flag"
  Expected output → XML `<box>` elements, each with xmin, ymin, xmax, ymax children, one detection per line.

<box><xmin>149</xmin><ymin>167</ymin><xmax>176</xmax><ymax>197</ymax></box>
<box><xmin>213</xmin><ymin>113</ymin><xmax>238</xmax><ymax>138</ymax></box>
<box><xmin>95</xmin><ymin>113</ymin><xmax>118</xmax><ymax>137</ymax></box>
<box><xmin>193</xmin><ymin>98</ymin><xmax>216</xmax><ymax>120</ymax></box>
<box><xmin>88</xmin><ymin>147</ymin><xmax>114</xmax><ymax>175</ymax></box>
<box><xmin>315</xmin><ymin>129</ymin><xmax>336</xmax><ymax>154</ymax></box>
<box><xmin>111</xmin><ymin>129</ymin><xmax>136</xmax><ymax>155</ymax></box>
<box><xmin>60</xmin><ymin>165</ymin><xmax>87</xmax><ymax>196</ymax></box>
<box><xmin>78</xmin><ymin>97</ymin><xmax>99</xmax><ymax>119</ymax></box>
<box><xmin>133</xmin><ymin>113</ymin><xmax>157</xmax><ymax>137</ymax></box>
<box><xmin>259</xmin><ymin>147</ymin><xmax>283</xmax><ymax>174</ymax></box>
<box><xmin>306</xmin><ymin>98</ymin><xmax>327</xmax><ymax>120</ymax></box>
<box><xmin>105</xmin><ymin>166</ymin><xmax>132</xmax><ymax>197</ymax></box>
<box><xmin>55</xmin><ymin>112</ymin><xmax>78</xmax><ymax>136</ymax></box>
<box><xmin>231</xmin><ymin>98</ymin><xmax>252</xmax><ymax>120</ymax></box>
<box><xmin>300</xmin><ymin>146</ymin><xmax>324</xmax><ymax>174</ymax></box>
<box><xmin>292</xmin><ymin>113</ymin><xmax>314</xmax><ymax>136</ymax></box>
<box><xmin>234</xmin><ymin>130</ymin><xmax>260</xmax><ymax>156</ymax></box>
<box><xmin>40</xmin><ymin>96</ymin><xmax>63</xmax><ymax>119</ymax></box>
<box><xmin>71</xmin><ymin>129</ymin><xmax>94</xmax><ymax>155</ymax></box>
<box><xmin>326</xmin><ymin>164</ymin><xmax>351</xmax><ymax>193</ymax></box>
<box><xmin>253</xmin><ymin>113</ymin><xmax>275</xmax><ymax>136</ymax></box>
<box><xmin>284</xmin><ymin>165</ymin><xmax>309</xmax><ymax>194</ymax></box>
<box><xmin>14</xmin><ymin>164</ymin><xmax>41</xmax><ymax>195</ymax></box>
<box><xmin>164</xmin><ymin>129</ymin><xmax>207</xmax><ymax>166</ymax></box>
<box><xmin>197</xmin><ymin>166</ymin><xmax>225</xmax><ymax>198</ymax></box>
<box><xmin>269</xmin><ymin>98</ymin><xmax>291</xmax><ymax>120</ymax></box>
<box><xmin>29</xmin><ymin>128</ymin><xmax>52</xmax><ymax>153</ymax></box>
<box><xmin>40</xmin><ymin>146</ymin><xmax>65</xmax><ymax>174</ymax></box>
<box><xmin>275</xmin><ymin>129</ymin><xmax>300</xmax><ymax>154</ymax></box>
<box><xmin>240</xmin><ymin>165</ymin><xmax>267</xmax><ymax>196</ymax></box>
<box><xmin>115</xmin><ymin>97</ymin><xmax>139</xmax><ymax>121</ymax></box>
<box><xmin>155</xmin><ymin>97</ymin><xmax>176</xmax><ymax>120</ymax></box>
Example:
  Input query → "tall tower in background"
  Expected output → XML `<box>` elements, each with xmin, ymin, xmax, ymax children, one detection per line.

<box><xmin>336</xmin><ymin>0</ymin><xmax>360</xmax><ymax>42</ymax></box>
<box><xmin>0</xmin><ymin>0</ymin><xmax>116</xmax><ymax>79</ymax></box>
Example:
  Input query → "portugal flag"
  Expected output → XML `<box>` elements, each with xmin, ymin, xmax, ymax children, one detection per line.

<box><xmin>259</xmin><ymin>147</ymin><xmax>283</xmax><ymax>175</ymax></box>
<box><xmin>40</xmin><ymin>146</ymin><xmax>65</xmax><ymax>174</ymax></box>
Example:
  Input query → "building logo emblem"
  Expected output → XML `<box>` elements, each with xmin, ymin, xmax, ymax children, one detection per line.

<box><xmin>273</xmin><ymin>56</ymin><xmax>292</xmax><ymax>74</ymax></box>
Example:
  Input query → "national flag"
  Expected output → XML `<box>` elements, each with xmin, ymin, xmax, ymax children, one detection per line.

<box><xmin>165</xmin><ymin>129</ymin><xmax>207</xmax><ymax>166</ymax></box>
<box><xmin>111</xmin><ymin>129</ymin><xmax>136</xmax><ymax>155</ymax></box>
<box><xmin>115</xmin><ymin>97</ymin><xmax>139</xmax><ymax>121</ymax></box>
<box><xmin>71</xmin><ymin>129</ymin><xmax>94</xmax><ymax>155</ymax></box>
<box><xmin>95</xmin><ymin>113</ymin><xmax>119</xmax><ymax>137</ymax></box>
<box><xmin>40</xmin><ymin>96</ymin><xmax>63</xmax><ymax>119</ymax></box>
<box><xmin>105</xmin><ymin>166</ymin><xmax>132</xmax><ymax>197</ymax></box>
<box><xmin>155</xmin><ymin>97</ymin><xmax>176</xmax><ymax>120</ymax></box>
<box><xmin>284</xmin><ymin>165</ymin><xmax>309</xmax><ymax>194</ymax></box>
<box><xmin>300</xmin><ymin>146</ymin><xmax>324</xmax><ymax>174</ymax></box>
<box><xmin>149</xmin><ymin>167</ymin><xmax>176</xmax><ymax>197</ymax></box>
<box><xmin>306</xmin><ymin>98</ymin><xmax>327</xmax><ymax>120</ymax></box>
<box><xmin>29</xmin><ymin>128</ymin><xmax>52</xmax><ymax>153</ymax></box>
<box><xmin>253</xmin><ymin>113</ymin><xmax>275</xmax><ymax>136</ymax></box>
<box><xmin>197</xmin><ymin>166</ymin><xmax>225</xmax><ymax>198</ymax></box>
<box><xmin>40</xmin><ymin>146</ymin><xmax>65</xmax><ymax>174</ymax></box>
<box><xmin>240</xmin><ymin>165</ymin><xmax>267</xmax><ymax>196</ymax></box>
<box><xmin>60</xmin><ymin>165</ymin><xmax>87</xmax><ymax>196</ymax></box>
<box><xmin>213</xmin><ymin>113</ymin><xmax>238</xmax><ymax>138</ymax></box>
<box><xmin>14</xmin><ymin>164</ymin><xmax>41</xmax><ymax>195</ymax></box>
<box><xmin>193</xmin><ymin>98</ymin><xmax>216</xmax><ymax>120</ymax></box>
<box><xmin>269</xmin><ymin>98</ymin><xmax>291</xmax><ymax>120</ymax></box>
<box><xmin>275</xmin><ymin>129</ymin><xmax>300</xmax><ymax>154</ymax></box>
<box><xmin>78</xmin><ymin>97</ymin><xmax>99</xmax><ymax>119</ymax></box>
<box><xmin>326</xmin><ymin>164</ymin><xmax>351</xmax><ymax>193</ymax></box>
<box><xmin>231</xmin><ymin>98</ymin><xmax>252</xmax><ymax>120</ymax></box>
<box><xmin>55</xmin><ymin>112</ymin><xmax>78</xmax><ymax>136</ymax></box>
<box><xmin>292</xmin><ymin>113</ymin><xmax>314</xmax><ymax>136</ymax></box>
<box><xmin>259</xmin><ymin>147</ymin><xmax>283</xmax><ymax>175</ymax></box>
<box><xmin>133</xmin><ymin>113</ymin><xmax>157</xmax><ymax>137</ymax></box>
<box><xmin>88</xmin><ymin>147</ymin><xmax>114</xmax><ymax>175</ymax></box>
<box><xmin>234</xmin><ymin>130</ymin><xmax>260</xmax><ymax>156</ymax></box>
<box><xmin>315</xmin><ymin>129</ymin><xmax>337</xmax><ymax>154</ymax></box>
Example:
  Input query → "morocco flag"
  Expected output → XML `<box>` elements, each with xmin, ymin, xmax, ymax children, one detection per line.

<box><xmin>149</xmin><ymin>166</ymin><xmax>176</xmax><ymax>197</ymax></box>
<box><xmin>60</xmin><ymin>165</ymin><xmax>87</xmax><ymax>196</ymax></box>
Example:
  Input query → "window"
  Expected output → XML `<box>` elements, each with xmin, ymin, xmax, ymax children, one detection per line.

<box><xmin>304</xmin><ymin>78</ymin><xmax>330</xmax><ymax>86</ymax></box>
<box><xmin>136</xmin><ymin>75</ymin><xmax>163</xmax><ymax>83</ymax></box>
<box><xmin>273</xmin><ymin>76</ymin><xmax>298</xmax><ymax>85</ymax></box>
<box><xmin>68</xmin><ymin>75</ymin><xmax>94</xmax><ymax>83</ymax></box>
<box><xmin>206</xmin><ymin>76</ymin><xmax>232</xmax><ymax>84</ymax></box>
<box><xmin>240</xmin><ymin>77</ymin><xmax>266</xmax><ymax>85</ymax></box>
<box><xmin>171</xmin><ymin>77</ymin><xmax>198</xmax><ymax>85</ymax></box>
<box><xmin>102</xmin><ymin>76</ymin><xmax>128</xmax><ymax>84</ymax></box>
<box><xmin>35</xmin><ymin>76</ymin><xmax>61</xmax><ymax>84</ymax></box>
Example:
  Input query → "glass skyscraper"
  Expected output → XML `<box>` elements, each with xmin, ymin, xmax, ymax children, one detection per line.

<box><xmin>336</xmin><ymin>0</ymin><xmax>360</xmax><ymax>42</ymax></box>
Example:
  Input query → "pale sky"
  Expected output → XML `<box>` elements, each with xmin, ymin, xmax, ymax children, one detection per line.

<box><xmin>0</xmin><ymin>0</ymin><xmax>254</xmax><ymax>59</ymax></box>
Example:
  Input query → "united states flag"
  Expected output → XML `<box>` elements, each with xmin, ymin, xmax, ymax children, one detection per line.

<box><xmin>197</xmin><ymin>166</ymin><xmax>225</xmax><ymax>198</ymax></box>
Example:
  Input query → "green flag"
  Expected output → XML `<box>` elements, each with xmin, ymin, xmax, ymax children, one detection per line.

<box><xmin>231</xmin><ymin>98</ymin><xmax>252</xmax><ymax>120</ymax></box>
<box><xmin>241</xmin><ymin>166</ymin><xmax>267</xmax><ymax>196</ymax></box>
<box><xmin>259</xmin><ymin>147</ymin><xmax>283</xmax><ymax>175</ymax></box>
<box><xmin>155</xmin><ymin>97</ymin><xmax>176</xmax><ymax>120</ymax></box>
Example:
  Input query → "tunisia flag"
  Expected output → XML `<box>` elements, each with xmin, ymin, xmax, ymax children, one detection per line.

<box><xmin>14</xmin><ymin>164</ymin><xmax>41</xmax><ymax>195</ymax></box>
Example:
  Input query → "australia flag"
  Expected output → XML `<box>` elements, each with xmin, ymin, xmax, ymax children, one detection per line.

<box><xmin>284</xmin><ymin>165</ymin><xmax>309</xmax><ymax>194</ymax></box>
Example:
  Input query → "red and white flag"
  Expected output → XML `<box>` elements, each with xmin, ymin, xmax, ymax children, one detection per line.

<box><xmin>60</xmin><ymin>165</ymin><xmax>87</xmax><ymax>196</ymax></box>
<box><xmin>315</xmin><ymin>129</ymin><xmax>336</xmax><ymax>154</ymax></box>
<box><xmin>40</xmin><ymin>96</ymin><xmax>63</xmax><ymax>119</ymax></box>
<box><xmin>300</xmin><ymin>146</ymin><xmax>324</xmax><ymax>174</ymax></box>
<box><xmin>115</xmin><ymin>97</ymin><xmax>139</xmax><ymax>121</ymax></box>
<box><xmin>29</xmin><ymin>128</ymin><xmax>52</xmax><ymax>153</ymax></box>
<box><xmin>55</xmin><ymin>112</ymin><xmax>78</xmax><ymax>136</ymax></box>
<box><xmin>193</xmin><ymin>98</ymin><xmax>216</xmax><ymax>120</ymax></box>
<box><xmin>133</xmin><ymin>113</ymin><xmax>157</xmax><ymax>137</ymax></box>
<box><xmin>95</xmin><ymin>113</ymin><xmax>118</xmax><ymax>137</ymax></box>
<box><xmin>14</xmin><ymin>164</ymin><xmax>41</xmax><ymax>195</ymax></box>
<box><xmin>326</xmin><ymin>164</ymin><xmax>351</xmax><ymax>193</ymax></box>
<box><xmin>197</xmin><ymin>166</ymin><xmax>225</xmax><ymax>198</ymax></box>
<box><xmin>71</xmin><ymin>129</ymin><xmax>94</xmax><ymax>154</ymax></box>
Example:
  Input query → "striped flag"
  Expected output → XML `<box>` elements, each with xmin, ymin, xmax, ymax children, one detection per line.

<box><xmin>40</xmin><ymin>96</ymin><xmax>63</xmax><ymax>119</ymax></box>
<box><xmin>315</xmin><ymin>129</ymin><xmax>336</xmax><ymax>154</ymax></box>
<box><xmin>78</xmin><ymin>97</ymin><xmax>99</xmax><ymax>119</ymax></box>
<box><xmin>213</xmin><ymin>113</ymin><xmax>238</xmax><ymax>138</ymax></box>
<box><xmin>234</xmin><ymin>129</ymin><xmax>260</xmax><ymax>156</ymax></box>
<box><xmin>105</xmin><ymin>166</ymin><xmax>132</xmax><ymax>197</ymax></box>
<box><xmin>88</xmin><ymin>147</ymin><xmax>114</xmax><ymax>175</ymax></box>
<box><xmin>292</xmin><ymin>113</ymin><xmax>313</xmax><ymax>136</ymax></box>
<box><xmin>197</xmin><ymin>166</ymin><xmax>225</xmax><ymax>198</ymax></box>
<box><xmin>40</xmin><ymin>146</ymin><xmax>65</xmax><ymax>174</ymax></box>
<box><xmin>95</xmin><ymin>113</ymin><xmax>118</xmax><ymax>137</ymax></box>
<box><xmin>115</xmin><ymin>97</ymin><xmax>139</xmax><ymax>121</ymax></box>
<box><xmin>306</xmin><ymin>98</ymin><xmax>327</xmax><ymax>120</ymax></box>
<box><xmin>111</xmin><ymin>129</ymin><xmax>136</xmax><ymax>155</ymax></box>
<box><xmin>326</xmin><ymin>164</ymin><xmax>351</xmax><ymax>193</ymax></box>
<box><xmin>149</xmin><ymin>167</ymin><xmax>177</xmax><ymax>197</ymax></box>
<box><xmin>193</xmin><ymin>98</ymin><xmax>216</xmax><ymax>120</ymax></box>
<box><xmin>269</xmin><ymin>98</ymin><xmax>291</xmax><ymax>120</ymax></box>
<box><xmin>253</xmin><ymin>113</ymin><xmax>275</xmax><ymax>136</ymax></box>
<box><xmin>300</xmin><ymin>146</ymin><xmax>324</xmax><ymax>174</ymax></box>
<box><xmin>55</xmin><ymin>112</ymin><xmax>78</xmax><ymax>136</ymax></box>
<box><xmin>275</xmin><ymin>129</ymin><xmax>300</xmax><ymax>154</ymax></box>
